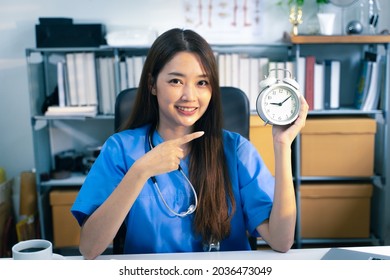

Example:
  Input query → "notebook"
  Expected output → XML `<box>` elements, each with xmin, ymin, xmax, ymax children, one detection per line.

<box><xmin>321</xmin><ymin>248</ymin><xmax>390</xmax><ymax>260</ymax></box>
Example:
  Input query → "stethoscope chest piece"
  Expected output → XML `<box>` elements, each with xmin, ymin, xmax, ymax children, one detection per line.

<box><xmin>203</xmin><ymin>241</ymin><xmax>220</xmax><ymax>252</ymax></box>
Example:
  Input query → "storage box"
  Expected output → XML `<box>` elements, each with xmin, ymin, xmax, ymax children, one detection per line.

<box><xmin>250</xmin><ymin>115</ymin><xmax>275</xmax><ymax>175</ymax></box>
<box><xmin>50</xmin><ymin>190</ymin><xmax>80</xmax><ymax>248</ymax></box>
<box><xmin>300</xmin><ymin>184</ymin><xmax>373</xmax><ymax>238</ymax></box>
<box><xmin>301</xmin><ymin>117</ymin><xmax>376</xmax><ymax>177</ymax></box>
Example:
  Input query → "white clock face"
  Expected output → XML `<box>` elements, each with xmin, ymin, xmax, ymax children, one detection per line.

<box><xmin>257</xmin><ymin>84</ymin><xmax>300</xmax><ymax>125</ymax></box>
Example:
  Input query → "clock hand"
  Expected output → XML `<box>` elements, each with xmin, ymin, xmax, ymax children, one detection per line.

<box><xmin>280</xmin><ymin>95</ymin><xmax>292</xmax><ymax>105</ymax></box>
<box><xmin>269</xmin><ymin>96</ymin><xmax>292</xmax><ymax>106</ymax></box>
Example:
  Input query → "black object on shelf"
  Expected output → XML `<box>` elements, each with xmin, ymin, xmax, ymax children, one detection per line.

<box><xmin>38</xmin><ymin>17</ymin><xmax>73</xmax><ymax>25</ymax></box>
<box><xmin>35</xmin><ymin>17</ymin><xmax>106</xmax><ymax>48</ymax></box>
<box><xmin>54</xmin><ymin>150</ymin><xmax>84</xmax><ymax>173</ymax></box>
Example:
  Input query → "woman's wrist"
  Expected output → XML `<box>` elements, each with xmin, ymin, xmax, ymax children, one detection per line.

<box><xmin>128</xmin><ymin>160</ymin><xmax>150</xmax><ymax>183</ymax></box>
<box><xmin>273</xmin><ymin>141</ymin><xmax>291</xmax><ymax>157</ymax></box>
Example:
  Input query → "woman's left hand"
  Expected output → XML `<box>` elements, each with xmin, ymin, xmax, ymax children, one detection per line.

<box><xmin>271</xmin><ymin>95</ymin><xmax>309</xmax><ymax>146</ymax></box>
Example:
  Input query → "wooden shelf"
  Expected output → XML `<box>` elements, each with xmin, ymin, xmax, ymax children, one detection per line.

<box><xmin>290</xmin><ymin>35</ymin><xmax>390</xmax><ymax>44</ymax></box>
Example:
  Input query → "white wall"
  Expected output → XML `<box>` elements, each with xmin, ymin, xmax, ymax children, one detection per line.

<box><xmin>0</xmin><ymin>0</ymin><xmax>389</xmax><ymax>180</ymax></box>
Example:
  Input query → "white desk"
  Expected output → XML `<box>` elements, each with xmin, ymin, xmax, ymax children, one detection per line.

<box><xmin>3</xmin><ymin>247</ymin><xmax>389</xmax><ymax>279</ymax></box>
<box><xmin>66</xmin><ymin>246</ymin><xmax>390</xmax><ymax>260</ymax></box>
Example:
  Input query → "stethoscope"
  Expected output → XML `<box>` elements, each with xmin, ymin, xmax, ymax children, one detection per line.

<box><xmin>148</xmin><ymin>126</ymin><xmax>220</xmax><ymax>251</ymax></box>
<box><xmin>148</xmin><ymin>127</ymin><xmax>198</xmax><ymax>218</ymax></box>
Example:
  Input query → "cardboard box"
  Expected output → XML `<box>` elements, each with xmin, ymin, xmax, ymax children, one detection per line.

<box><xmin>301</xmin><ymin>117</ymin><xmax>376</xmax><ymax>177</ymax></box>
<box><xmin>250</xmin><ymin>115</ymin><xmax>275</xmax><ymax>175</ymax></box>
<box><xmin>50</xmin><ymin>190</ymin><xmax>80</xmax><ymax>248</ymax></box>
<box><xmin>300</xmin><ymin>184</ymin><xmax>373</xmax><ymax>238</ymax></box>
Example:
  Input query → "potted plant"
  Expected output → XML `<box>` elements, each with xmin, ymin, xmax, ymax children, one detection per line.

<box><xmin>315</xmin><ymin>0</ymin><xmax>336</xmax><ymax>35</ymax></box>
<box><xmin>277</xmin><ymin>0</ymin><xmax>328</xmax><ymax>6</ymax></box>
<box><xmin>317</xmin><ymin>0</ymin><xmax>329</xmax><ymax>5</ymax></box>
<box><xmin>316</xmin><ymin>0</ymin><xmax>331</xmax><ymax>12</ymax></box>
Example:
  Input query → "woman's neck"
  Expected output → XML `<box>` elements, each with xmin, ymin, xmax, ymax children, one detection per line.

<box><xmin>156</xmin><ymin>124</ymin><xmax>193</xmax><ymax>141</ymax></box>
<box><xmin>156</xmin><ymin>124</ymin><xmax>193</xmax><ymax>155</ymax></box>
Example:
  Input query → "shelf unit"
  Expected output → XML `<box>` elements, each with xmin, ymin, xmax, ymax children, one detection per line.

<box><xmin>26</xmin><ymin>46</ymin><xmax>151</xmax><ymax>243</ymax></box>
<box><xmin>290</xmin><ymin>35</ymin><xmax>390</xmax><ymax>248</ymax></box>
<box><xmin>26</xmin><ymin>35</ymin><xmax>390</xmax><ymax>249</ymax></box>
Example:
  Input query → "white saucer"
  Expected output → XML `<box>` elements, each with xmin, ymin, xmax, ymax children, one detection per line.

<box><xmin>52</xmin><ymin>253</ymin><xmax>65</xmax><ymax>260</ymax></box>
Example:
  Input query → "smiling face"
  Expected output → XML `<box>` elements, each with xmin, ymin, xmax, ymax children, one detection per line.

<box><xmin>153</xmin><ymin>51</ymin><xmax>212</xmax><ymax>136</ymax></box>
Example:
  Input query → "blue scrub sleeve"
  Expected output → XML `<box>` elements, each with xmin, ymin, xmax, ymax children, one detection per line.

<box><xmin>71</xmin><ymin>134</ymin><xmax>131</xmax><ymax>226</ymax></box>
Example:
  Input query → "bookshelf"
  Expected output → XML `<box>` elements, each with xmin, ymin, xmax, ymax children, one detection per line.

<box><xmin>26</xmin><ymin>35</ymin><xmax>390</xmax><ymax>249</ymax></box>
<box><xmin>290</xmin><ymin>35</ymin><xmax>390</xmax><ymax>248</ymax></box>
<box><xmin>26</xmin><ymin>46</ymin><xmax>151</xmax><ymax>246</ymax></box>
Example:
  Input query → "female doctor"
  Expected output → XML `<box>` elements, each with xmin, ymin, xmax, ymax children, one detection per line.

<box><xmin>71</xmin><ymin>28</ymin><xmax>308</xmax><ymax>260</ymax></box>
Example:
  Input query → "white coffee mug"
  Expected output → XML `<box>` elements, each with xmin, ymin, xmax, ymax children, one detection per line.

<box><xmin>12</xmin><ymin>239</ymin><xmax>54</xmax><ymax>260</ymax></box>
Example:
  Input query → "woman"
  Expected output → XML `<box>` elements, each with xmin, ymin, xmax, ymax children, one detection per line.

<box><xmin>71</xmin><ymin>28</ymin><xmax>308</xmax><ymax>259</ymax></box>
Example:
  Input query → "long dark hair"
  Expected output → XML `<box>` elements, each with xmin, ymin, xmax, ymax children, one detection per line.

<box><xmin>123</xmin><ymin>28</ymin><xmax>236</xmax><ymax>244</ymax></box>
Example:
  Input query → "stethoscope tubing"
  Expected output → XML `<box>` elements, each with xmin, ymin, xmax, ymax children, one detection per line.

<box><xmin>147</xmin><ymin>126</ymin><xmax>198</xmax><ymax>217</ymax></box>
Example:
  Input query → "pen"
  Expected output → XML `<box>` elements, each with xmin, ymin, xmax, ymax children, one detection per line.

<box><xmin>369</xmin><ymin>15</ymin><xmax>374</xmax><ymax>25</ymax></box>
<box><xmin>369</xmin><ymin>14</ymin><xmax>379</xmax><ymax>34</ymax></box>
<box><xmin>373</xmin><ymin>14</ymin><xmax>379</xmax><ymax>28</ymax></box>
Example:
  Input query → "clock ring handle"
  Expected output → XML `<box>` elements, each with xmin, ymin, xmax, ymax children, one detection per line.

<box><xmin>268</xmin><ymin>68</ymin><xmax>293</xmax><ymax>79</ymax></box>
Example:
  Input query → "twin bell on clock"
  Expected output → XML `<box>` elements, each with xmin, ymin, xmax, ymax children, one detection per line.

<box><xmin>256</xmin><ymin>69</ymin><xmax>301</xmax><ymax>126</ymax></box>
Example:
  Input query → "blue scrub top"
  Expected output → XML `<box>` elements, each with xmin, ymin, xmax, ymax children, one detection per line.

<box><xmin>71</xmin><ymin>124</ymin><xmax>275</xmax><ymax>254</ymax></box>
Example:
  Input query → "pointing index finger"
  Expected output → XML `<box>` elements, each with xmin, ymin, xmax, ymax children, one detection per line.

<box><xmin>177</xmin><ymin>131</ymin><xmax>205</xmax><ymax>145</ymax></box>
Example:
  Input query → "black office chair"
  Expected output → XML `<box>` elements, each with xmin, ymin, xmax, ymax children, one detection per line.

<box><xmin>113</xmin><ymin>86</ymin><xmax>252</xmax><ymax>253</ymax></box>
<box><xmin>114</xmin><ymin>87</ymin><xmax>250</xmax><ymax>137</ymax></box>
<box><xmin>114</xmin><ymin>87</ymin><xmax>138</xmax><ymax>132</ymax></box>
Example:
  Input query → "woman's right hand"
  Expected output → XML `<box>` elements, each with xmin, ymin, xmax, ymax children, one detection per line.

<box><xmin>136</xmin><ymin>131</ymin><xmax>204</xmax><ymax>177</ymax></box>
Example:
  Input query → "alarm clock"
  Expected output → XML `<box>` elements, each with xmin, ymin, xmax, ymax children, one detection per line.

<box><xmin>256</xmin><ymin>69</ymin><xmax>301</xmax><ymax>126</ymax></box>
